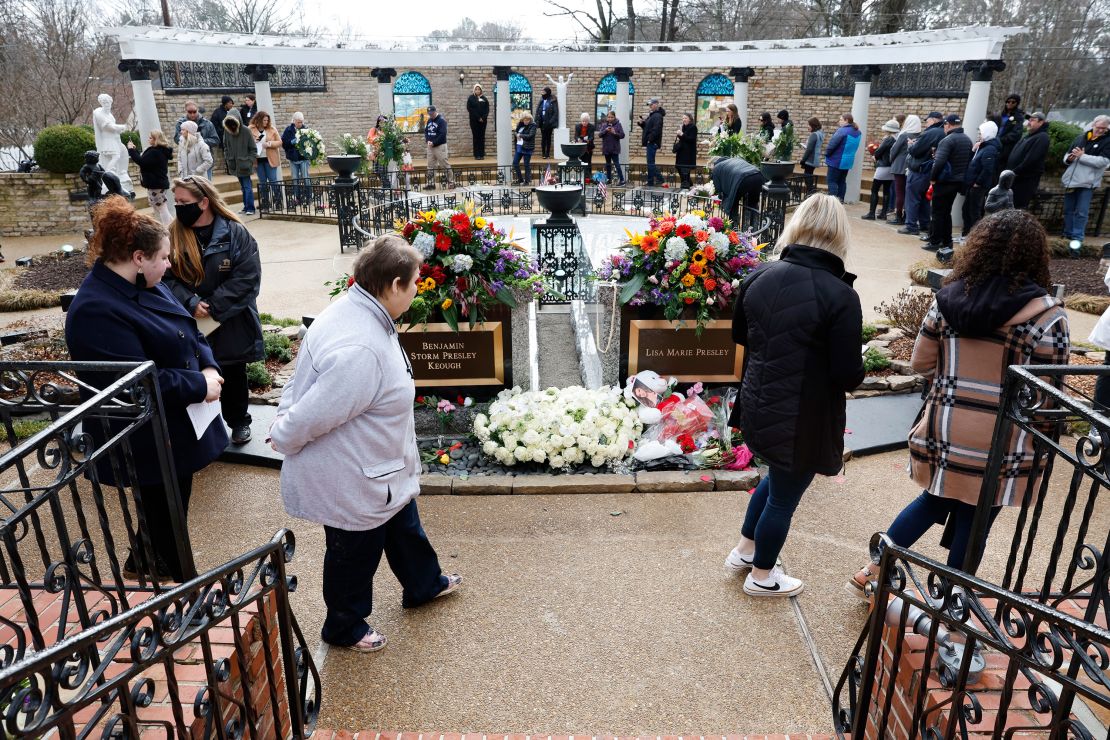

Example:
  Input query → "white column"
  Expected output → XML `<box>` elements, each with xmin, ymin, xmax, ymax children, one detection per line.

<box><xmin>955</xmin><ymin>61</ymin><xmax>1004</xmax><ymax>233</ymax></box>
<box><xmin>846</xmin><ymin>65</ymin><xmax>878</xmax><ymax>204</ymax></box>
<box><xmin>495</xmin><ymin>67</ymin><xmax>512</xmax><ymax>170</ymax></box>
<box><xmin>372</xmin><ymin>67</ymin><xmax>396</xmax><ymax>116</ymax></box>
<box><xmin>253</xmin><ymin>79</ymin><xmax>274</xmax><ymax>120</ymax></box>
<box><xmin>730</xmin><ymin>67</ymin><xmax>753</xmax><ymax>132</ymax></box>
<box><xmin>615</xmin><ymin>68</ymin><xmax>632</xmax><ymax>166</ymax></box>
<box><xmin>119</xmin><ymin>60</ymin><xmax>162</xmax><ymax>146</ymax></box>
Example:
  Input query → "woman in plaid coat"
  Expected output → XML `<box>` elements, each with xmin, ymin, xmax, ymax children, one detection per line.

<box><xmin>851</xmin><ymin>210</ymin><xmax>1069</xmax><ymax>592</ymax></box>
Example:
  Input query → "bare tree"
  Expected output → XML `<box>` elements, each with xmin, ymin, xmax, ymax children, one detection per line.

<box><xmin>427</xmin><ymin>17</ymin><xmax>524</xmax><ymax>40</ymax></box>
<box><xmin>544</xmin><ymin>0</ymin><xmax>618</xmax><ymax>42</ymax></box>
<box><xmin>626</xmin><ymin>0</ymin><xmax>637</xmax><ymax>43</ymax></box>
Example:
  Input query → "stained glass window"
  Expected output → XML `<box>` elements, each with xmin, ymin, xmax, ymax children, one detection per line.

<box><xmin>695</xmin><ymin>73</ymin><xmax>735</xmax><ymax>135</ymax></box>
<box><xmin>595</xmin><ymin>73</ymin><xmax>635</xmax><ymax>123</ymax></box>
<box><xmin>394</xmin><ymin>72</ymin><xmax>432</xmax><ymax>133</ymax></box>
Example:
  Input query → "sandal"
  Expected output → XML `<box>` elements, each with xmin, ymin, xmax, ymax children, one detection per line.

<box><xmin>435</xmin><ymin>573</ymin><xmax>462</xmax><ymax>599</ymax></box>
<box><xmin>346</xmin><ymin>628</ymin><xmax>387</xmax><ymax>653</ymax></box>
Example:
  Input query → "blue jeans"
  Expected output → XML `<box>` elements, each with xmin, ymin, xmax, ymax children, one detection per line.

<box><xmin>289</xmin><ymin>159</ymin><xmax>310</xmax><ymax>202</ymax></box>
<box><xmin>1063</xmin><ymin>187</ymin><xmax>1095</xmax><ymax>240</ymax></box>
<box><xmin>512</xmin><ymin>146</ymin><xmax>533</xmax><ymax>183</ymax></box>
<box><xmin>886</xmin><ymin>490</ymin><xmax>1001</xmax><ymax>569</ymax></box>
<box><xmin>321</xmin><ymin>499</ymin><xmax>449</xmax><ymax>647</ymax></box>
<box><xmin>256</xmin><ymin>159</ymin><xmax>282</xmax><ymax>208</ymax></box>
<box><xmin>237</xmin><ymin>176</ymin><xmax>255</xmax><ymax>212</ymax></box>
<box><xmin>740</xmin><ymin>466</ymin><xmax>816</xmax><ymax>570</ymax></box>
<box><xmin>645</xmin><ymin>143</ymin><xmax>661</xmax><ymax>185</ymax></box>
<box><xmin>826</xmin><ymin>167</ymin><xmax>849</xmax><ymax>201</ymax></box>
<box><xmin>905</xmin><ymin>170</ymin><xmax>932</xmax><ymax>231</ymax></box>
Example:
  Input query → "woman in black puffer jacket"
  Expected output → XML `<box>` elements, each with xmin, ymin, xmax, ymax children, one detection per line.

<box><xmin>127</xmin><ymin>129</ymin><xmax>174</xmax><ymax>225</ymax></box>
<box><xmin>723</xmin><ymin>193</ymin><xmax>865</xmax><ymax>598</ymax></box>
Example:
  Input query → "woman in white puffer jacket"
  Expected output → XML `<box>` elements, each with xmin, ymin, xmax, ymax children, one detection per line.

<box><xmin>176</xmin><ymin>120</ymin><xmax>213</xmax><ymax>179</ymax></box>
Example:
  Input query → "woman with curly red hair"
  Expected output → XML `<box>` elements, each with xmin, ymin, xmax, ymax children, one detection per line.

<box><xmin>65</xmin><ymin>196</ymin><xmax>227</xmax><ymax>582</ymax></box>
<box><xmin>850</xmin><ymin>209</ymin><xmax>1069</xmax><ymax>593</ymax></box>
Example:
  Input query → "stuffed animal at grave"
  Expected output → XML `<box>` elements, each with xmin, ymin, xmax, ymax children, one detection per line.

<box><xmin>79</xmin><ymin>150</ymin><xmax>125</xmax><ymax>201</ymax></box>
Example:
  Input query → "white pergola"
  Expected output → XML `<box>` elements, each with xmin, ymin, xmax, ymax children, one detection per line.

<box><xmin>106</xmin><ymin>25</ymin><xmax>1025</xmax><ymax>202</ymax></box>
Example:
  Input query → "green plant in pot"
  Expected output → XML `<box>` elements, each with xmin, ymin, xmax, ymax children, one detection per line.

<box><xmin>329</xmin><ymin>133</ymin><xmax>369</xmax><ymax>179</ymax></box>
<box><xmin>761</xmin><ymin>123</ymin><xmax>797</xmax><ymax>186</ymax></box>
<box><xmin>373</xmin><ymin>115</ymin><xmax>406</xmax><ymax>168</ymax></box>
<box><xmin>708</xmin><ymin>132</ymin><xmax>764</xmax><ymax>167</ymax></box>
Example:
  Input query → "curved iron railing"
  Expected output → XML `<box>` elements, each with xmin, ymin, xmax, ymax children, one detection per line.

<box><xmin>0</xmin><ymin>529</ymin><xmax>321</xmax><ymax>738</ymax></box>
<box><xmin>833</xmin><ymin>538</ymin><xmax>1110</xmax><ymax>739</ymax></box>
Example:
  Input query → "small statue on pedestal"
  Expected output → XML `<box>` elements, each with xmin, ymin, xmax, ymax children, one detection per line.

<box><xmin>79</xmin><ymin>150</ymin><xmax>125</xmax><ymax>202</ymax></box>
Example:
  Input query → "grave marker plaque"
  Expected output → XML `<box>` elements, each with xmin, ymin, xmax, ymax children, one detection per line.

<box><xmin>620</xmin><ymin>309</ymin><xmax>743</xmax><ymax>386</ymax></box>
<box><xmin>397</xmin><ymin>306</ymin><xmax>512</xmax><ymax>397</ymax></box>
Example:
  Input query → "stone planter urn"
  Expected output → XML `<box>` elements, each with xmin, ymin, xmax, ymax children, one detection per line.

<box><xmin>535</xmin><ymin>184</ymin><xmax>583</xmax><ymax>225</ymax></box>
<box><xmin>327</xmin><ymin>154</ymin><xmax>363</xmax><ymax>183</ymax></box>
<box><xmin>760</xmin><ymin>161</ymin><xmax>795</xmax><ymax>191</ymax></box>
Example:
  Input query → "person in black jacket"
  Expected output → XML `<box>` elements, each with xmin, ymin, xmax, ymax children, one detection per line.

<box><xmin>513</xmin><ymin>113</ymin><xmax>537</xmax><ymax>185</ymax></box>
<box><xmin>962</xmin><ymin>120</ymin><xmax>1002</xmax><ymax>236</ymax></box>
<box><xmin>724</xmin><ymin>193</ymin><xmax>864</xmax><ymax>597</ymax></box>
<box><xmin>1008</xmin><ymin>112</ymin><xmax>1051</xmax><ymax>209</ymax></box>
<box><xmin>862</xmin><ymin>119</ymin><xmax>898</xmax><ymax>220</ymax></box>
<box><xmin>709</xmin><ymin>156</ymin><xmax>765</xmax><ymax>228</ymax></box>
<box><xmin>996</xmin><ymin>93</ymin><xmax>1025</xmax><ymax>179</ymax></box>
<box><xmin>210</xmin><ymin>96</ymin><xmax>234</xmax><ymax>136</ymax></box>
<box><xmin>925</xmin><ymin>114</ymin><xmax>974</xmax><ymax>251</ymax></box>
<box><xmin>127</xmin><ymin>129</ymin><xmax>174</xmax><ymax>225</ymax></box>
<box><xmin>899</xmin><ymin>112</ymin><xmax>945</xmax><ymax>236</ymax></box>
<box><xmin>758</xmin><ymin>111</ymin><xmax>775</xmax><ymax>142</ymax></box>
<box><xmin>536</xmin><ymin>87</ymin><xmax>559</xmax><ymax>158</ymax></box>
<box><xmin>239</xmin><ymin>94</ymin><xmax>257</xmax><ymax>132</ymax></box>
<box><xmin>674</xmin><ymin>113</ymin><xmax>698</xmax><ymax>189</ymax></box>
<box><xmin>637</xmin><ymin>98</ymin><xmax>665</xmax><ymax>186</ymax></box>
<box><xmin>466</xmin><ymin>84</ymin><xmax>490</xmax><ymax>159</ymax></box>
<box><xmin>164</xmin><ymin>176</ymin><xmax>264</xmax><ymax>446</ymax></box>
<box><xmin>66</xmin><ymin>196</ymin><xmax>227</xmax><ymax>581</ymax></box>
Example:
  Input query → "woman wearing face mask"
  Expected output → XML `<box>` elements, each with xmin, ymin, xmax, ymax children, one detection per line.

<box><xmin>163</xmin><ymin>176</ymin><xmax>264</xmax><ymax>447</ymax></box>
<box><xmin>65</xmin><ymin>196</ymin><xmax>227</xmax><ymax>582</ymax></box>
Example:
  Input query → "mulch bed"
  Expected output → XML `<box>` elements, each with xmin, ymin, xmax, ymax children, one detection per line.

<box><xmin>1065</xmin><ymin>352</ymin><xmax>1101</xmax><ymax>400</ymax></box>
<box><xmin>11</xmin><ymin>252</ymin><xmax>91</xmax><ymax>293</ymax></box>
<box><xmin>889</xmin><ymin>336</ymin><xmax>914</xmax><ymax>362</ymax></box>
<box><xmin>1050</xmin><ymin>257</ymin><xmax>1106</xmax><ymax>297</ymax></box>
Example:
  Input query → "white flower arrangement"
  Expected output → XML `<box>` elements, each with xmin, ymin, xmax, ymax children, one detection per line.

<box><xmin>676</xmin><ymin>213</ymin><xmax>707</xmax><ymax>231</ymax></box>
<box><xmin>450</xmin><ymin>254</ymin><xmax>474</xmax><ymax>273</ymax></box>
<box><xmin>663</xmin><ymin>236</ymin><xmax>689</xmax><ymax>262</ymax></box>
<box><xmin>413</xmin><ymin>231</ymin><xmax>436</xmax><ymax>257</ymax></box>
<box><xmin>708</xmin><ymin>231</ymin><xmax>730</xmax><ymax>251</ymax></box>
<box><xmin>473</xmin><ymin>386</ymin><xmax>642</xmax><ymax>470</ymax></box>
<box><xmin>435</xmin><ymin>209</ymin><xmax>461</xmax><ymax>223</ymax></box>
<box><xmin>293</xmin><ymin>128</ymin><xmax>326</xmax><ymax>165</ymax></box>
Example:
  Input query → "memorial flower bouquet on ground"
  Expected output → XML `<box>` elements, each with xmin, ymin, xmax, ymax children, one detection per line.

<box><xmin>594</xmin><ymin>211</ymin><xmax>766</xmax><ymax>334</ymax></box>
<box><xmin>293</xmin><ymin>128</ymin><xmax>326</xmax><ymax>165</ymax></box>
<box><xmin>473</xmin><ymin>386</ymin><xmax>642</xmax><ymax>470</ymax></box>
<box><xmin>401</xmin><ymin>203</ymin><xmax>545</xmax><ymax>330</ymax></box>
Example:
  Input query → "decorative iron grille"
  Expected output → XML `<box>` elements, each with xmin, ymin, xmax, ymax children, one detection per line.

<box><xmin>159</xmin><ymin>62</ymin><xmax>326</xmax><ymax>92</ymax></box>
<box><xmin>802</xmin><ymin>63</ymin><xmax>968</xmax><ymax>97</ymax></box>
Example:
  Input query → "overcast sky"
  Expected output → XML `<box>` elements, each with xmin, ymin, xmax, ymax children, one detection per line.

<box><xmin>301</xmin><ymin>0</ymin><xmax>585</xmax><ymax>42</ymax></box>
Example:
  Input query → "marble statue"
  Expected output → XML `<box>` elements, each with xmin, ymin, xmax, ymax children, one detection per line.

<box><xmin>92</xmin><ymin>94</ymin><xmax>134</xmax><ymax>195</ymax></box>
<box><xmin>545</xmin><ymin>74</ymin><xmax>574</xmax><ymax>159</ymax></box>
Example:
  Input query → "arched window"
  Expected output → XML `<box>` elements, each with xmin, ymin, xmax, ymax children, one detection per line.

<box><xmin>393</xmin><ymin>71</ymin><xmax>432</xmax><ymax>134</ymax></box>
<box><xmin>494</xmin><ymin>73</ymin><xmax>534</xmax><ymax>130</ymax></box>
<box><xmin>595</xmin><ymin>73</ymin><xmax>635</xmax><ymax>123</ymax></box>
<box><xmin>695</xmin><ymin>73</ymin><xmax>735</xmax><ymax>135</ymax></box>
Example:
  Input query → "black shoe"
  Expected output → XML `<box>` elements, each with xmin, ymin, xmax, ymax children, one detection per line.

<box><xmin>877</xmin><ymin>212</ymin><xmax>888</xmax><ymax>220</ymax></box>
<box><xmin>888</xmin><ymin>216</ymin><xmax>905</xmax><ymax>225</ymax></box>
<box><xmin>921</xmin><ymin>243</ymin><xmax>942</xmax><ymax>251</ymax></box>
<box><xmin>897</xmin><ymin>226</ymin><xmax>919</xmax><ymax>235</ymax></box>
<box><xmin>861</xmin><ymin>212</ymin><xmax>876</xmax><ymax>220</ymax></box>
<box><xmin>919</xmin><ymin>233</ymin><xmax>932</xmax><ymax>241</ymax></box>
<box><xmin>231</xmin><ymin>424</ymin><xmax>252</xmax><ymax>444</ymax></box>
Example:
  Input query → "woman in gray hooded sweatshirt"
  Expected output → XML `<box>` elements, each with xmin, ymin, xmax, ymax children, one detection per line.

<box><xmin>887</xmin><ymin>114</ymin><xmax>920</xmax><ymax>225</ymax></box>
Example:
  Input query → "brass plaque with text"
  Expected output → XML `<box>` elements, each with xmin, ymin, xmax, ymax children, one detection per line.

<box><xmin>626</xmin><ymin>319</ymin><xmax>743</xmax><ymax>382</ymax></box>
<box><xmin>398</xmin><ymin>322</ymin><xmax>505</xmax><ymax>387</ymax></box>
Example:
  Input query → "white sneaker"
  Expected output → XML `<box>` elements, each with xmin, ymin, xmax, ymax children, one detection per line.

<box><xmin>743</xmin><ymin>566</ymin><xmax>804</xmax><ymax>597</ymax></box>
<box><xmin>1069</xmin><ymin>239</ymin><xmax>1083</xmax><ymax>253</ymax></box>
<box><xmin>725</xmin><ymin>547</ymin><xmax>755</xmax><ymax>572</ymax></box>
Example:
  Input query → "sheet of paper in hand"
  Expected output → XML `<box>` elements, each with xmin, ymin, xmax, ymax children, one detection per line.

<box><xmin>186</xmin><ymin>399</ymin><xmax>223</xmax><ymax>440</ymax></box>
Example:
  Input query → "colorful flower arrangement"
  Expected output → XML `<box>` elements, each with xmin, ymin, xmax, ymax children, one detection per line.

<box><xmin>371</xmin><ymin>114</ymin><xmax>406</xmax><ymax>168</ymax></box>
<box><xmin>400</xmin><ymin>204</ymin><xmax>545</xmax><ymax>329</ymax></box>
<box><xmin>473</xmin><ymin>386</ymin><xmax>642</xmax><ymax>470</ymax></box>
<box><xmin>594</xmin><ymin>211</ymin><xmax>766</xmax><ymax>334</ymax></box>
<box><xmin>293</xmin><ymin>128</ymin><xmax>326</xmax><ymax>165</ymax></box>
<box><xmin>415</xmin><ymin>393</ymin><xmax>474</xmax><ymax>434</ymax></box>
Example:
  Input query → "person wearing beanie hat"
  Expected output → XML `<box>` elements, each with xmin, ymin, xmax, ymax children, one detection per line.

<box><xmin>862</xmin><ymin>119</ymin><xmax>899</xmax><ymax>220</ymax></box>
<box><xmin>176</xmin><ymin>119</ymin><xmax>213</xmax><ymax>179</ymax></box>
<box><xmin>996</xmin><ymin>93</ymin><xmax>1025</xmax><ymax>178</ymax></box>
<box><xmin>777</xmin><ymin>109</ymin><xmax>792</xmax><ymax>130</ymax></box>
<box><xmin>962</xmin><ymin>120</ymin><xmax>1002</xmax><ymax>235</ymax></box>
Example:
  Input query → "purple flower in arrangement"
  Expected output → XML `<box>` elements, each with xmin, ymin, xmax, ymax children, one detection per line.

<box><xmin>514</xmin><ymin>268</ymin><xmax>530</xmax><ymax>279</ymax></box>
<box><xmin>490</xmin><ymin>280</ymin><xmax>505</xmax><ymax>293</ymax></box>
<box><xmin>494</xmin><ymin>258</ymin><xmax>507</xmax><ymax>272</ymax></box>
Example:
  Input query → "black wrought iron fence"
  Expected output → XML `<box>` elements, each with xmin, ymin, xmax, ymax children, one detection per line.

<box><xmin>962</xmin><ymin>365</ymin><xmax>1110</xmax><ymax>628</ymax></box>
<box><xmin>0</xmin><ymin>529</ymin><xmax>321</xmax><ymax>738</ymax></box>
<box><xmin>832</xmin><ymin>540</ymin><xmax>1110</xmax><ymax>739</ymax></box>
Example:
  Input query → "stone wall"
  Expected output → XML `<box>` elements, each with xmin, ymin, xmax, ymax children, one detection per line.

<box><xmin>0</xmin><ymin>172</ymin><xmax>90</xmax><ymax>238</ymax></box>
<box><xmin>153</xmin><ymin>65</ymin><xmax>971</xmax><ymax>168</ymax></box>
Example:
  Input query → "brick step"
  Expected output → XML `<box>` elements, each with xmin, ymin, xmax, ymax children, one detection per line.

<box><xmin>313</xmin><ymin>733</ymin><xmax>834</xmax><ymax>740</ymax></box>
